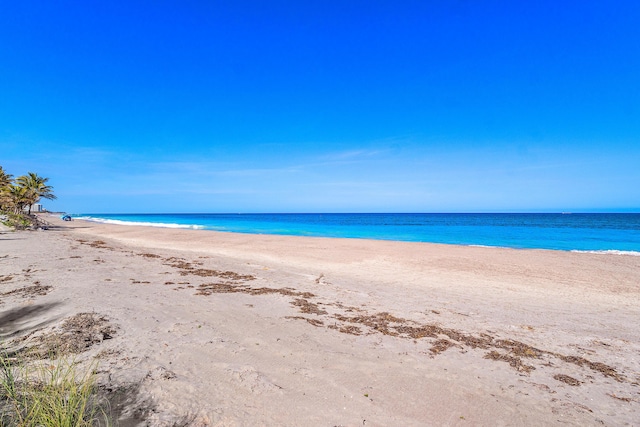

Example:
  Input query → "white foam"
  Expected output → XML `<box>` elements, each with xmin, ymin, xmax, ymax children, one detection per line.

<box><xmin>76</xmin><ymin>216</ymin><xmax>205</xmax><ymax>230</ymax></box>
<box><xmin>571</xmin><ymin>249</ymin><xmax>640</xmax><ymax>256</ymax></box>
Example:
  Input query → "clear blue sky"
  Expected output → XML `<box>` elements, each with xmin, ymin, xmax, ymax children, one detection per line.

<box><xmin>1</xmin><ymin>1</ymin><xmax>639</xmax><ymax>213</ymax></box>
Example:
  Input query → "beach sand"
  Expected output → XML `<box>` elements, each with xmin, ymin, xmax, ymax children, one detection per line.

<box><xmin>1</xmin><ymin>215</ymin><xmax>639</xmax><ymax>426</ymax></box>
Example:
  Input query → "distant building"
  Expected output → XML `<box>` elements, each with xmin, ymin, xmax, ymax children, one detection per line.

<box><xmin>23</xmin><ymin>204</ymin><xmax>44</xmax><ymax>212</ymax></box>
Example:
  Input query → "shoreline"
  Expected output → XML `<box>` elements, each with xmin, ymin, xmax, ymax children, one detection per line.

<box><xmin>49</xmin><ymin>215</ymin><xmax>640</xmax><ymax>301</ymax></box>
<box><xmin>66</xmin><ymin>213</ymin><xmax>640</xmax><ymax>255</ymax></box>
<box><xmin>2</xmin><ymin>215</ymin><xmax>639</xmax><ymax>425</ymax></box>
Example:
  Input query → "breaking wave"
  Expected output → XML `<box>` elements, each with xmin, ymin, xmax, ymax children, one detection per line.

<box><xmin>570</xmin><ymin>250</ymin><xmax>640</xmax><ymax>256</ymax></box>
<box><xmin>75</xmin><ymin>216</ymin><xmax>205</xmax><ymax>230</ymax></box>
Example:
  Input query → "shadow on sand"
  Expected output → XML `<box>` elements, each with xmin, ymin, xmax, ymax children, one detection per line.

<box><xmin>0</xmin><ymin>302</ymin><xmax>62</xmax><ymax>344</ymax></box>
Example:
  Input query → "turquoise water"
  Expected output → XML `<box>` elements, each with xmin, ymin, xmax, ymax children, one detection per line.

<box><xmin>74</xmin><ymin>213</ymin><xmax>640</xmax><ymax>253</ymax></box>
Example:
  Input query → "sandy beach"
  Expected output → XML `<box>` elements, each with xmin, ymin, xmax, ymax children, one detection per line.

<box><xmin>1</xmin><ymin>215</ymin><xmax>639</xmax><ymax>426</ymax></box>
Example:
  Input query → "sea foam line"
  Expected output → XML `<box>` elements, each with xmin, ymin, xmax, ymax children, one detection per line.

<box><xmin>75</xmin><ymin>216</ymin><xmax>205</xmax><ymax>230</ymax></box>
<box><xmin>571</xmin><ymin>249</ymin><xmax>640</xmax><ymax>256</ymax></box>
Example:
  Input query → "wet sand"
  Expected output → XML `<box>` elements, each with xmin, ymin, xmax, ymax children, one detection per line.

<box><xmin>1</xmin><ymin>215</ymin><xmax>639</xmax><ymax>426</ymax></box>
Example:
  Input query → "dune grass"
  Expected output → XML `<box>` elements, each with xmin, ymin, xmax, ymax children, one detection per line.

<box><xmin>0</xmin><ymin>352</ymin><xmax>110</xmax><ymax>426</ymax></box>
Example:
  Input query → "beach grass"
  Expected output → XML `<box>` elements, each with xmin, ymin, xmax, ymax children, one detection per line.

<box><xmin>0</xmin><ymin>352</ymin><xmax>110</xmax><ymax>426</ymax></box>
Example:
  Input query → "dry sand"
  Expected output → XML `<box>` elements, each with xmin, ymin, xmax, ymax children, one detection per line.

<box><xmin>1</xmin><ymin>215</ymin><xmax>639</xmax><ymax>426</ymax></box>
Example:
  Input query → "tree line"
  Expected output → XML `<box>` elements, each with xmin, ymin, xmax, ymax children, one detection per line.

<box><xmin>0</xmin><ymin>165</ymin><xmax>56</xmax><ymax>215</ymax></box>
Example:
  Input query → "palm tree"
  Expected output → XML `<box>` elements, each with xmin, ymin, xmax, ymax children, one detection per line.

<box><xmin>4</xmin><ymin>185</ymin><xmax>30</xmax><ymax>214</ymax></box>
<box><xmin>0</xmin><ymin>166</ymin><xmax>13</xmax><ymax>211</ymax></box>
<box><xmin>0</xmin><ymin>166</ymin><xmax>12</xmax><ymax>188</ymax></box>
<box><xmin>15</xmin><ymin>172</ymin><xmax>57</xmax><ymax>214</ymax></box>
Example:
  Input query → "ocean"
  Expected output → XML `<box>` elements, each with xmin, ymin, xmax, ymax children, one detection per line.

<box><xmin>74</xmin><ymin>213</ymin><xmax>640</xmax><ymax>254</ymax></box>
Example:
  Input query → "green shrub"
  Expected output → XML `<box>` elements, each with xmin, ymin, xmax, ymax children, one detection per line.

<box><xmin>0</xmin><ymin>212</ymin><xmax>34</xmax><ymax>230</ymax></box>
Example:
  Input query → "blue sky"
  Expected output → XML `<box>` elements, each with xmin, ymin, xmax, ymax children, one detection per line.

<box><xmin>1</xmin><ymin>1</ymin><xmax>639</xmax><ymax>213</ymax></box>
